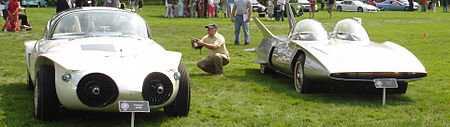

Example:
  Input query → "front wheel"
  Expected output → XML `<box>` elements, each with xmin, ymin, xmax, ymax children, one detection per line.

<box><xmin>34</xmin><ymin>65</ymin><xmax>58</xmax><ymax>121</ymax></box>
<box><xmin>337</xmin><ymin>6</ymin><xmax>342</xmax><ymax>11</ymax></box>
<box><xmin>164</xmin><ymin>63</ymin><xmax>191</xmax><ymax>117</ymax></box>
<box><xmin>293</xmin><ymin>55</ymin><xmax>310</xmax><ymax>94</ymax></box>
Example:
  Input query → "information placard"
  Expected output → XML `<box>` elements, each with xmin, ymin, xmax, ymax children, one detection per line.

<box><xmin>119</xmin><ymin>101</ymin><xmax>150</xmax><ymax>112</ymax></box>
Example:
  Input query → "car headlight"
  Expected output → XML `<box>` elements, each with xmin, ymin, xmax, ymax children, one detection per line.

<box><xmin>174</xmin><ymin>72</ymin><xmax>181</xmax><ymax>80</ymax></box>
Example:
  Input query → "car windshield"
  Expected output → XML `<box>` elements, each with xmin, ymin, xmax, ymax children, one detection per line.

<box><xmin>291</xmin><ymin>19</ymin><xmax>328</xmax><ymax>41</ymax></box>
<box><xmin>330</xmin><ymin>19</ymin><xmax>370</xmax><ymax>42</ymax></box>
<box><xmin>353</xmin><ymin>1</ymin><xmax>364</xmax><ymax>5</ymax></box>
<box><xmin>298</xmin><ymin>0</ymin><xmax>309</xmax><ymax>3</ymax></box>
<box><xmin>53</xmin><ymin>11</ymin><xmax>149</xmax><ymax>38</ymax></box>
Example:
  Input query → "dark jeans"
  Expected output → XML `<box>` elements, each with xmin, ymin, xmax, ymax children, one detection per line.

<box><xmin>19</xmin><ymin>14</ymin><xmax>28</xmax><ymax>25</ymax></box>
<box><xmin>275</xmin><ymin>5</ymin><xmax>284</xmax><ymax>21</ymax></box>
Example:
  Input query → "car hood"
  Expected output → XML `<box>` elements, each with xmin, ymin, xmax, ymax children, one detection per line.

<box><xmin>296</xmin><ymin>40</ymin><xmax>426</xmax><ymax>73</ymax></box>
<box><xmin>40</xmin><ymin>37</ymin><xmax>182</xmax><ymax>71</ymax></box>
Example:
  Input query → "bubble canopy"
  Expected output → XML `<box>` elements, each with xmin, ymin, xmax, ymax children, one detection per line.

<box><xmin>329</xmin><ymin>19</ymin><xmax>371</xmax><ymax>42</ymax></box>
<box><xmin>290</xmin><ymin>19</ymin><xmax>328</xmax><ymax>41</ymax></box>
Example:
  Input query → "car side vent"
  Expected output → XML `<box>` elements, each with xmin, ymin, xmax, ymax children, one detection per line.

<box><xmin>77</xmin><ymin>73</ymin><xmax>118</xmax><ymax>108</ymax></box>
<box><xmin>142</xmin><ymin>72</ymin><xmax>173</xmax><ymax>106</ymax></box>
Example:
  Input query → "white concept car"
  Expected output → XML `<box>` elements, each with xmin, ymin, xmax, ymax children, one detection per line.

<box><xmin>253</xmin><ymin>7</ymin><xmax>427</xmax><ymax>94</ymax></box>
<box><xmin>24</xmin><ymin>7</ymin><xmax>190</xmax><ymax>121</ymax></box>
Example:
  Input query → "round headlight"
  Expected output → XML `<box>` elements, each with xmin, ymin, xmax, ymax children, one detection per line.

<box><xmin>174</xmin><ymin>72</ymin><xmax>181</xmax><ymax>80</ymax></box>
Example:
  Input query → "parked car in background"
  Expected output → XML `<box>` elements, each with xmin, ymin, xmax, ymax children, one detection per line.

<box><xmin>252</xmin><ymin>0</ymin><xmax>266</xmax><ymax>17</ymax></box>
<box><xmin>396</xmin><ymin>0</ymin><xmax>419</xmax><ymax>10</ymax></box>
<box><xmin>376</xmin><ymin>0</ymin><xmax>416</xmax><ymax>11</ymax></box>
<box><xmin>336</xmin><ymin>0</ymin><xmax>377</xmax><ymax>12</ymax></box>
<box><xmin>21</xmin><ymin>0</ymin><xmax>47</xmax><ymax>7</ymax></box>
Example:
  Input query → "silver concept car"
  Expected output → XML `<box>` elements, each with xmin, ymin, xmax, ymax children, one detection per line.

<box><xmin>24</xmin><ymin>7</ymin><xmax>190</xmax><ymax>121</ymax></box>
<box><xmin>253</xmin><ymin>6</ymin><xmax>427</xmax><ymax>94</ymax></box>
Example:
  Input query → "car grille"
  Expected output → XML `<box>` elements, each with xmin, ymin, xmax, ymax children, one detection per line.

<box><xmin>77</xmin><ymin>73</ymin><xmax>119</xmax><ymax>108</ymax></box>
<box><xmin>142</xmin><ymin>72</ymin><xmax>173</xmax><ymax>106</ymax></box>
<box><xmin>330</xmin><ymin>72</ymin><xmax>427</xmax><ymax>79</ymax></box>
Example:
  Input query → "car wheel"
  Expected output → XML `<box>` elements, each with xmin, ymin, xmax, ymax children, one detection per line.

<box><xmin>34</xmin><ymin>65</ymin><xmax>58</xmax><ymax>121</ymax></box>
<box><xmin>357</xmin><ymin>7</ymin><xmax>363</xmax><ymax>12</ymax></box>
<box><xmin>27</xmin><ymin>72</ymin><xmax>34</xmax><ymax>91</ymax></box>
<box><xmin>404</xmin><ymin>7</ymin><xmax>408</xmax><ymax>11</ymax></box>
<box><xmin>396</xmin><ymin>81</ymin><xmax>408</xmax><ymax>94</ymax></box>
<box><xmin>164</xmin><ymin>63</ymin><xmax>190</xmax><ymax>117</ymax></box>
<box><xmin>337</xmin><ymin>6</ymin><xmax>342</xmax><ymax>11</ymax></box>
<box><xmin>260</xmin><ymin>64</ymin><xmax>273</xmax><ymax>74</ymax></box>
<box><xmin>378</xmin><ymin>7</ymin><xmax>384</xmax><ymax>11</ymax></box>
<box><xmin>293</xmin><ymin>54</ymin><xmax>310</xmax><ymax>94</ymax></box>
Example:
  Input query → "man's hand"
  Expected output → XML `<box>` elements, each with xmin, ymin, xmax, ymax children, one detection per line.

<box><xmin>245</xmin><ymin>18</ymin><xmax>250</xmax><ymax>22</ymax></box>
<box><xmin>231</xmin><ymin>16</ymin><xmax>235</xmax><ymax>22</ymax></box>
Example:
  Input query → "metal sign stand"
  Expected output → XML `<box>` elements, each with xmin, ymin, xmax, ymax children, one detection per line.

<box><xmin>373</xmin><ymin>78</ymin><xmax>398</xmax><ymax>106</ymax></box>
<box><xmin>119</xmin><ymin>101</ymin><xmax>150</xmax><ymax>127</ymax></box>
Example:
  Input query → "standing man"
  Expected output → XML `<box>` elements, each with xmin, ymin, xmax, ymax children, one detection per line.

<box><xmin>231</xmin><ymin>0</ymin><xmax>252</xmax><ymax>45</ymax></box>
<box><xmin>327</xmin><ymin>0</ymin><xmax>334</xmax><ymax>19</ymax></box>
<box><xmin>309</xmin><ymin>0</ymin><xmax>316</xmax><ymax>18</ymax></box>
<box><xmin>190</xmin><ymin>0</ymin><xmax>197</xmax><ymax>17</ymax></box>
<box><xmin>213</xmin><ymin>0</ymin><xmax>220</xmax><ymax>17</ymax></box>
<box><xmin>443</xmin><ymin>0</ymin><xmax>448</xmax><ymax>12</ymax></box>
<box><xmin>191</xmin><ymin>23</ymin><xmax>230</xmax><ymax>76</ymax></box>
<box><xmin>227</xmin><ymin>0</ymin><xmax>234</xmax><ymax>18</ymax></box>
<box><xmin>56</xmin><ymin>0</ymin><xmax>73</xmax><ymax>13</ymax></box>
<box><xmin>267</xmin><ymin>0</ymin><xmax>274</xmax><ymax>20</ymax></box>
<box><xmin>221</xmin><ymin>0</ymin><xmax>228</xmax><ymax>18</ymax></box>
<box><xmin>421</xmin><ymin>0</ymin><xmax>426</xmax><ymax>12</ymax></box>
<box><xmin>276</xmin><ymin>0</ymin><xmax>285</xmax><ymax>21</ymax></box>
<box><xmin>129</xmin><ymin>0</ymin><xmax>136</xmax><ymax>9</ymax></box>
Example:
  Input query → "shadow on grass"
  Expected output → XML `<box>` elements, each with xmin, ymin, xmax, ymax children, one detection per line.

<box><xmin>228</xmin><ymin>68</ymin><xmax>414</xmax><ymax>107</ymax></box>
<box><xmin>0</xmin><ymin>82</ymin><xmax>180</xmax><ymax>126</ymax></box>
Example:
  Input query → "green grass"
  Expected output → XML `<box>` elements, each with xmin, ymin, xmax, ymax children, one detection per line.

<box><xmin>0</xmin><ymin>3</ymin><xmax>449</xmax><ymax>126</ymax></box>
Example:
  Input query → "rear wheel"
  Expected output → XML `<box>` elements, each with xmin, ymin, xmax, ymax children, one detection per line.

<box><xmin>164</xmin><ymin>63</ymin><xmax>191</xmax><ymax>117</ymax></box>
<box><xmin>293</xmin><ymin>54</ymin><xmax>310</xmax><ymax>94</ymax></box>
<box><xmin>337</xmin><ymin>6</ymin><xmax>342</xmax><ymax>11</ymax></box>
<box><xmin>34</xmin><ymin>65</ymin><xmax>58</xmax><ymax>121</ymax></box>
<box><xmin>357</xmin><ymin>7</ymin><xmax>363</xmax><ymax>12</ymax></box>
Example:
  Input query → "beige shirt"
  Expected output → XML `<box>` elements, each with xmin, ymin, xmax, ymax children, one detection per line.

<box><xmin>201</xmin><ymin>32</ymin><xmax>229</xmax><ymax>56</ymax></box>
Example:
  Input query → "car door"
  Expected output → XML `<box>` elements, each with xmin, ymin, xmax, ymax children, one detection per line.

<box><xmin>341</xmin><ymin>1</ymin><xmax>352</xmax><ymax>11</ymax></box>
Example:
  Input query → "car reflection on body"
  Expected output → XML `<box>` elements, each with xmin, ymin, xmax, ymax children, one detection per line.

<box><xmin>24</xmin><ymin>7</ymin><xmax>191</xmax><ymax>121</ymax></box>
<box><xmin>376</xmin><ymin>0</ymin><xmax>417</xmax><ymax>11</ymax></box>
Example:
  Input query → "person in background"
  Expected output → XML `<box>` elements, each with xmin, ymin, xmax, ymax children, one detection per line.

<box><xmin>231</xmin><ymin>0</ymin><xmax>251</xmax><ymax>45</ymax></box>
<box><xmin>3</xmin><ymin>0</ymin><xmax>20</xmax><ymax>31</ymax></box>
<box><xmin>167</xmin><ymin>0</ymin><xmax>174</xmax><ymax>17</ymax></box>
<box><xmin>177</xmin><ymin>0</ymin><xmax>184</xmax><ymax>17</ymax></box>
<box><xmin>213</xmin><ymin>0</ymin><xmax>219</xmax><ymax>17</ymax></box>
<box><xmin>129</xmin><ymin>0</ymin><xmax>136</xmax><ymax>9</ymax></box>
<box><xmin>0</xmin><ymin>1</ymin><xmax>4</xmax><ymax>18</ymax></box>
<box><xmin>56</xmin><ymin>0</ymin><xmax>73</xmax><ymax>13</ymax></box>
<box><xmin>137</xmin><ymin>0</ymin><xmax>143</xmax><ymax>11</ymax></box>
<box><xmin>267</xmin><ymin>0</ymin><xmax>274</xmax><ymax>20</ymax></box>
<box><xmin>189</xmin><ymin>0</ymin><xmax>197</xmax><ymax>17</ymax></box>
<box><xmin>227</xmin><ymin>0</ymin><xmax>233</xmax><ymax>18</ymax></box>
<box><xmin>198</xmin><ymin>0</ymin><xmax>205</xmax><ymax>18</ymax></box>
<box><xmin>221</xmin><ymin>0</ymin><xmax>228</xmax><ymax>18</ymax></box>
<box><xmin>207</xmin><ymin>0</ymin><xmax>214</xmax><ymax>18</ymax></box>
<box><xmin>276</xmin><ymin>0</ymin><xmax>284</xmax><ymax>21</ymax></box>
<box><xmin>442</xmin><ymin>0</ymin><xmax>447</xmax><ymax>12</ymax></box>
<box><xmin>191</xmin><ymin>23</ymin><xmax>230</xmax><ymax>76</ymax></box>
<box><xmin>327</xmin><ymin>0</ymin><xmax>334</xmax><ymax>19</ymax></box>
<box><xmin>309</xmin><ymin>0</ymin><xmax>316</xmax><ymax>18</ymax></box>
<box><xmin>421</xmin><ymin>0</ymin><xmax>426</xmax><ymax>12</ymax></box>
<box><xmin>319</xmin><ymin>0</ymin><xmax>324</xmax><ymax>10</ymax></box>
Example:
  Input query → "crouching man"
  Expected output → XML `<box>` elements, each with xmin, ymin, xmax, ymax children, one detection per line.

<box><xmin>191</xmin><ymin>23</ymin><xmax>230</xmax><ymax>76</ymax></box>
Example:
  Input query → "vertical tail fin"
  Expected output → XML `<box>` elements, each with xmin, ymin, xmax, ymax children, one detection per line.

<box><xmin>254</xmin><ymin>18</ymin><xmax>275</xmax><ymax>38</ymax></box>
<box><xmin>287</xmin><ymin>3</ymin><xmax>296</xmax><ymax>33</ymax></box>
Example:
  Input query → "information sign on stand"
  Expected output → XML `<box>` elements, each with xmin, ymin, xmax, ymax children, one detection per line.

<box><xmin>119</xmin><ymin>101</ymin><xmax>150</xmax><ymax>127</ymax></box>
<box><xmin>373</xmin><ymin>78</ymin><xmax>398</xmax><ymax>106</ymax></box>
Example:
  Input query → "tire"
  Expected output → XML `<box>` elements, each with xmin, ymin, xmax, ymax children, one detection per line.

<box><xmin>396</xmin><ymin>81</ymin><xmax>408</xmax><ymax>94</ymax></box>
<box><xmin>27</xmin><ymin>72</ymin><xmax>34</xmax><ymax>91</ymax></box>
<box><xmin>293</xmin><ymin>54</ymin><xmax>310</xmax><ymax>94</ymax></box>
<box><xmin>357</xmin><ymin>7</ymin><xmax>363</xmax><ymax>12</ymax></box>
<box><xmin>378</xmin><ymin>7</ymin><xmax>384</xmax><ymax>11</ymax></box>
<box><xmin>34</xmin><ymin>65</ymin><xmax>58</xmax><ymax>121</ymax></box>
<box><xmin>259</xmin><ymin>64</ymin><xmax>273</xmax><ymax>74</ymax></box>
<box><xmin>164</xmin><ymin>63</ymin><xmax>190</xmax><ymax>117</ymax></box>
<box><xmin>404</xmin><ymin>7</ymin><xmax>408</xmax><ymax>11</ymax></box>
<box><xmin>337</xmin><ymin>6</ymin><xmax>342</xmax><ymax>11</ymax></box>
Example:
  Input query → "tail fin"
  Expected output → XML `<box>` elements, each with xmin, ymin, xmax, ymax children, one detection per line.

<box><xmin>286</xmin><ymin>3</ymin><xmax>296</xmax><ymax>32</ymax></box>
<box><xmin>254</xmin><ymin>18</ymin><xmax>275</xmax><ymax>38</ymax></box>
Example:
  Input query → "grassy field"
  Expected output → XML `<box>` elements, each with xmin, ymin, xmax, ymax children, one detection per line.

<box><xmin>0</xmin><ymin>2</ymin><xmax>449</xmax><ymax>126</ymax></box>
